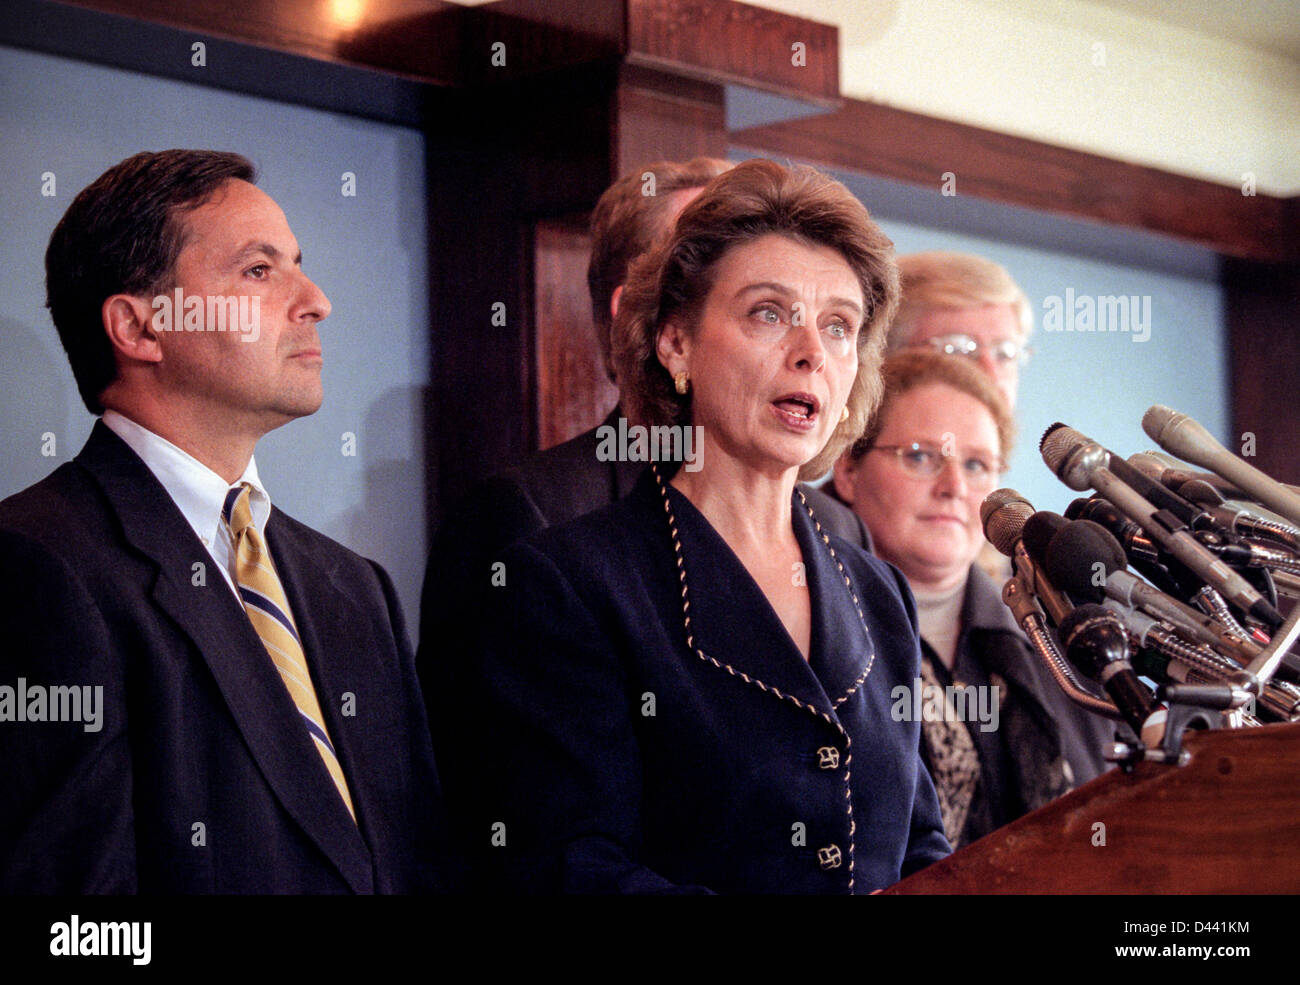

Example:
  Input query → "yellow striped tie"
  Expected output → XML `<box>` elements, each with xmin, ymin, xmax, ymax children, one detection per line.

<box><xmin>223</xmin><ymin>483</ymin><xmax>356</xmax><ymax>822</ymax></box>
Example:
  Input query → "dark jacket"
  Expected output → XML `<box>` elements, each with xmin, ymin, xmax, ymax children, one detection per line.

<box><xmin>0</xmin><ymin>422</ymin><xmax>453</xmax><ymax>893</ymax></box>
<box><xmin>418</xmin><ymin>406</ymin><xmax>873</xmax><ymax>842</ymax></box>
<box><xmin>419</xmin><ymin>408</ymin><xmax>870</xmax><ymax>657</ymax></box>
<box><xmin>927</xmin><ymin>565</ymin><xmax>1115</xmax><ymax>847</ymax></box>
<box><xmin>437</xmin><ymin>467</ymin><xmax>950</xmax><ymax>893</ymax></box>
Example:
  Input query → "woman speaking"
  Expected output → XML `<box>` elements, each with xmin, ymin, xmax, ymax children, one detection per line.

<box><xmin>451</xmin><ymin>160</ymin><xmax>950</xmax><ymax>893</ymax></box>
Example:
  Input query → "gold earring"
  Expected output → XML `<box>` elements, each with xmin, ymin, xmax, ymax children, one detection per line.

<box><xmin>674</xmin><ymin>371</ymin><xmax>690</xmax><ymax>395</ymax></box>
<box><xmin>840</xmin><ymin>406</ymin><xmax>850</xmax><ymax>423</ymax></box>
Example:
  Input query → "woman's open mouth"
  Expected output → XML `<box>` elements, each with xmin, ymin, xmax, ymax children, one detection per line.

<box><xmin>771</xmin><ymin>393</ymin><xmax>820</xmax><ymax>432</ymax></box>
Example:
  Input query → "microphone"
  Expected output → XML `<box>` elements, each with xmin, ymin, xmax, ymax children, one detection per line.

<box><xmin>1143</xmin><ymin>405</ymin><xmax>1300</xmax><ymax>528</ymax></box>
<box><xmin>1021</xmin><ymin>510</ymin><xmax>1068</xmax><ymax>572</ymax></box>
<box><xmin>981</xmin><ymin>488</ymin><xmax>1034</xmax><ymax>558</ymax></box>
<box><xmin>1168</xmin><ymin>481</ymin><xmax>1300</xmax><ymax>555</ymax></box>
<box><xmin>1049</xmin><ymin>425</ymin><xmax>1243</xmax><ymax>544</ymax></box>
<box><xmin>1128</xmin><ymin>453</ymin><xmax>1260</xmax><ymax>504</ymax></box>
<box><xmin>1102</xmin><ymin>599</ymin><xmax>1241</xmax><ymax>686</ymax></box>
<box><xmin>1065</xmin><ymin>496</ymin><xmax>1191</xmax><ymax>596</ymax></box>
<box><xmin>1042</xmin><ymin>519</ymin><xmax>1261</xmax><ymax>666</ymax></box>
<box><xmin>1057</xmin><ymin>604</ymin><xmax>1163</xmax><ymax>744</ymax></box>
<box><xmin>1068</xmin><ymin>496</ymin><xmax>1282</xmax><ymax>636</ymax></box>
<box><xmin>1043</xmin><ymin>519</ymin><xmax>1126</xmax><ymax>603</ymax></box>
<box><xmin>1001</xmin><ymin>576</ymin><xmax>1120</xmax><ymax>720</ymax></box>
<box><xmin>979</xmin><ymin>491</ymin><xmax>1072</xmax><ymax>625</ymax></box>
<box><xmin>1041</xmin><ymin>423</ymin><xmax>1282</xmax><ymax>629</ymax></box>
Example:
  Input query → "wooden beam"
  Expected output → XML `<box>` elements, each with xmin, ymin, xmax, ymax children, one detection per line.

<box><xmin>51</xmin><ymin>0</ymin><xmax>840</xmax><ymax>103</ymax></box>
<box><xmin>626</xmin><ymin>0</ymin><xmax>838</xmax><ymax>103</ymax></box>
<box><xmin>732</xmin><ymin>98</ymin><xmax>1299</xmax><ymax>264</ymax></box>
<box><xmin>51</xmin><ymin>0</ymin><xmax>466</xmax><ymax>83</ymax></box>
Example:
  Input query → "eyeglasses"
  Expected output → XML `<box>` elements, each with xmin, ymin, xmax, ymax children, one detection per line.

<box><xmin>914</xmin><ymin>333</ymin><xmax>1029</xmax><ymax>366</ymax></box>
<box><xmin>869</xmin><ymin>441</ymin><xmax>1006</xmax><ymax>490</ymax></box>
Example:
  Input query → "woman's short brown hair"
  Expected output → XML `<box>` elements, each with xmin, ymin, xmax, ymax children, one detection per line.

<box><xmin>611</xmin><ymin>158</ymin><xmax>900</xmax><ymax>481</ymax></box>
<box><xmin>848</xmin><ymin>348</ymin><xmax>1016</xmax><ymax>462</ymax></box>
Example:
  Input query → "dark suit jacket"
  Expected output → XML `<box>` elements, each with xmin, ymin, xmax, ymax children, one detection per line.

<box><xmin>417</xmin><ymin>409</ymin><xmax>871</xmax><ymax>785</ymax></box>
<box><xmin>438</xmin><ymin>468</ymin><xmax>950</xmax><ymax>894</ymax></box>
<box><xmin>929</xmin><ymin>565</ymin><xmax>1115</xmax><ymax>847</ymax></box>
<box><xmin>0</xmin><ymin>422</ymin><xmax>452</xmax><ymax>893</ymax></box>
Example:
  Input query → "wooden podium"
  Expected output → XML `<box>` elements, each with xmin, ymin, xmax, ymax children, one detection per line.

<box><xmin>885</xmin><ymin>722</ymin><xmax>1300</xmax><ymax>893</ymax></box>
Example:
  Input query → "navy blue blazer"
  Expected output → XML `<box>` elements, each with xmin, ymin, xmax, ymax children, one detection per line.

<box><xmin>418</xmin><ymin>409</ymin><xmax>870</xmax><ymax>693</ymax></box>
<box><xmin>442</xmin><ymin>468</ymin><xmax>950</xmax><ymax>893</ymax></box>
<box><xmin>0</xmin><ymin>422</ymin><xmax>453</xmax><ymax>893</ymax></box>
<box><xmin>419</xmin><ymin>407</ymin><xmax>875</xmax><ymax>858</ymax></box>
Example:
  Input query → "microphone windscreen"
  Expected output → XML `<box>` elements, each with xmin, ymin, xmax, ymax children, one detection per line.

<box><xmin>1064</xmin><ymin>497</ymin><xmax>1092</xmax><ymax>521</ymax></box>
<box><xmin>1022</xmin><ymin>510</ymin><xmax>1068</xmax><ymax>568</ymax></box>
<box><xmin>1045</xmin><ymin>519</ymin><xmax>1127</xmax><ymax>600</ymax></box>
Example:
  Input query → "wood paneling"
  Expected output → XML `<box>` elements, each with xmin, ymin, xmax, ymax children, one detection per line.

<box><xmin>614</xmin><ymin>65</ymin><xmax>727</xmax><ymax>176</ymax></box>
<box><xmin>534</xmin><ymin>219</ymin><xmax>619</xmax><ymax>450</ymax></box>
<box><xmin>55</xmin><ymin>0</ymin><xmax>466</xmax><ymax>81</ymax></box>
<box><xmin>54</xmin><ymin>0</ymin><xmax>840</xmax><ymax>102</ymax></box>
<box><xmin>1226</xmin><ymin>257</ymin><xmax>1300</xmax><ymax>487</ymax></box>
<box><xmin>627</xmin><ymin>0</ymin><xmax>838</xmax><ymax>102</ymax></box>
<box><xmin>887</xmin><ymin>722</ymin><xmax>1300</xmax><ymax>893</ymax></box>
<box><xmin>428</xmin><ymin>67</ymin><xmax>615</xmax><ymax>511</ymax></box>
<box><xmin>732</xmin><ymin>98</ymin><xmax>1300</xmax><ymax>264</ymax></box>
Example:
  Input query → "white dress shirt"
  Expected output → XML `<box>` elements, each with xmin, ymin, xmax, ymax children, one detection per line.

<box><xmin>102</xmin><ymin>409</ymin><xmax>272</xmax><ymax>599</ymax></box>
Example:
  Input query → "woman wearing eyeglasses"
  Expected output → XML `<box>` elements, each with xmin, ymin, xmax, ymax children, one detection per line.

<box><xmin>832</xmin><ymin>350</ymin><xmax>1111</xmax><ymax>848</ymax></box>
<box><xmin>886</xmin><ymin>251</ymin><xmax>1031</xmax><ymax>408</ymax></box>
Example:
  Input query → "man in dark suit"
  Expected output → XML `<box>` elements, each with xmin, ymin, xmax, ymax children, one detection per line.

<box><xmin>0</xmin><ymin>150</ymin><xmax>451</xmax><ymax>893</ymax></box>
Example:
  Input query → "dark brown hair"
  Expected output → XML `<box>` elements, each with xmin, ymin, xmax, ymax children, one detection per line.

<box><xmin>586</xmin><ymin>157</ymin><xmax>731</xmax><ymax>380</ymax></box>
<box><xmin>611</xmin><ymin>158</ymin><xmax>900</xmax><ymax>480</ymax></box>
<box><xmin>45</xmin><ymin>149</ymin><xmax>257</xmax><ymax>414</ymax></box>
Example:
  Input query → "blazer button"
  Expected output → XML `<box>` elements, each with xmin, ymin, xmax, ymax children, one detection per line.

<box><xmin>816</xmin><ymin>746</ymin><xmax>840</xmax><ymax>770</ymax></box>
<box><xmin>817</xmin><ymin>844</ymin><xmax>842</xmax><ymax>870</ymax></box>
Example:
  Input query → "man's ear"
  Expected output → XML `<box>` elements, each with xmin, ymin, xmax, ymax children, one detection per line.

<box><xmin>102</xmin><ymin>293</ymin><xmax>164</xmax><ymax>366</ymax></box>
<box><xmin>609</xmin><ymin>284</ymin><xmax>623</xmax><ymax>322</ymax></box>
<box><xmin>655</xmin><ymin>317</ymin><xmax>691</xmax><ymax>379</ymax></box>
<box><xmin>830</xmin><ymin>452</ymin><xmax>858</xmax><ymax>506</ymax></box>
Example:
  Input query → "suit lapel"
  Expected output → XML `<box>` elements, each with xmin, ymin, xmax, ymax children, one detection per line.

<box><xmin>77</xmin><ymin>423</ymin><xmax>372</xmax><ymax>892</ymax></box>
<box><xmin>267</xmin><ymin>516</ymin><xmax>393</xmax><ymax>869</ymax></box>
<box><xmin>656</xmin><ymin>476</ymin><xmax>836</xmax><ymax>717</ymax></box>
<box><xmin>793</xmin><ymin>495</ymin><xmax>878</xmax><ymax>707</ymax></box>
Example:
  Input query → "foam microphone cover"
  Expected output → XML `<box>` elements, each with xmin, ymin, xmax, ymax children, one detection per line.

<box><xmin>1021</xmin><ymin>511</ymin><xmax>1068</xmax><ymax>569</ymax></box>
<box><xmin>1045</xmin><ymin>519</ymin><xmax>1128</xmax><ymax>602</ymax></box>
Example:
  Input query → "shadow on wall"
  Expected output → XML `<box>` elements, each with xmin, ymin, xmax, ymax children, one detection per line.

<box><xmin>325</xmin><ymin>383</ymin><xmax>429</xmax><ymax>622</ymax></box>
<box><xmin>0</xmin><ymin>315</ymin><xmax>84</xmax><ymax>498</ymax></box>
